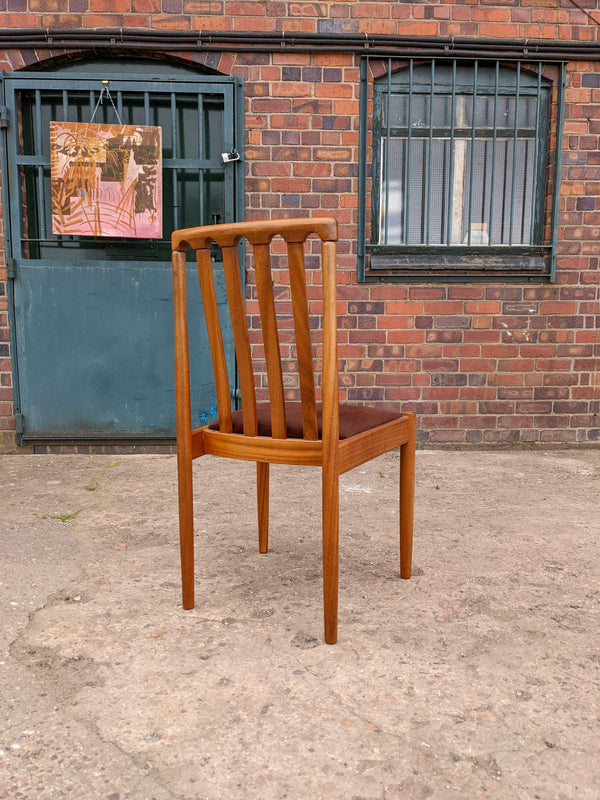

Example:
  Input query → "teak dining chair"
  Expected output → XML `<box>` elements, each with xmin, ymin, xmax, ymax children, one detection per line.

<box><xmin>171</xmin><ymin>217</ymin><xmax>416</xmax><ymax>644</ymax></box>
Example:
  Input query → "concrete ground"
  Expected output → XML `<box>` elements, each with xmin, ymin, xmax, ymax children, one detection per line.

<box><xmin>0</xmin><ymin>447</ymin><xmax>598</xmax><ymax>800</ymax></box>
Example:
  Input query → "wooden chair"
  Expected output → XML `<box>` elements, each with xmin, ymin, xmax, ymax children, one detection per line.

<box><xmin>171</xmin><ymin>217</ymin><xmax>416</xmax><ymax>644</ymax></box>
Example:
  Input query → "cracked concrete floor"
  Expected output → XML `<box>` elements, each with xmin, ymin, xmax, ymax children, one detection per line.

<box><xmin>0</xmin><ymin>448</ymin><xmax>598</xmax><ymax>799</ymax></box>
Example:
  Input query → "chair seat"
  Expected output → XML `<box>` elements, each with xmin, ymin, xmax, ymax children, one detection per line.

<box><xmin>209</xmin><ymin>402</ymin><xmax>403</xmax><ymax>440</ymax></box>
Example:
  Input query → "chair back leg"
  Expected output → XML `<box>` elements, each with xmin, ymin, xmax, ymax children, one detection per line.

<box><xmin>257</xmin><ymin>462</ymin><xmax>270</xmax><ymax>554</ymax></box>
<box><xmin>172</xmin><ymin>249</ymin><xmax>196</xmax><ymax>610</ymax></box>
<box><xmin>399</xmin><ymin>411</ymin><xmax>417</xmax><ymax>579</ymax></box>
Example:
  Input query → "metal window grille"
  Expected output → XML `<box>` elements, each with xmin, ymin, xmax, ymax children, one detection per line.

<box><xmin>358</xmin><ymin>57</ymin><xmax>566</xmax><ymax>281</ymax></box>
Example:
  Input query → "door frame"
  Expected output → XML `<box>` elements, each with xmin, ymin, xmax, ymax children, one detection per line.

<box><xmin>1</xmin><ymin>65</ymin><xmax>245</xmax><ymax>444</ymax></box>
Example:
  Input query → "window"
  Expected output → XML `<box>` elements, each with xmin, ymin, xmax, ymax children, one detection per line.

<box><xmin>358</xmin><ymin>58</ymin><xmax>565</xmax><ymax>281</ymax></box>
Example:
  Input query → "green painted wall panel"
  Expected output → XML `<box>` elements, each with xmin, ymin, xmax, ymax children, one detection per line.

<box><xmin>14</xmin><ymin>262</ymin><xmax>232</xmax><ymax>437</ymax></box>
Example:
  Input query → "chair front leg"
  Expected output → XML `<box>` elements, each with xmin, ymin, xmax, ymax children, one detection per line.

<box><xmin>177</xmin><ymin>446</ymin><xmax>195</xmax><ymax>609</ymax></box>
<box><xmin>257</xmin><ymin>461</ymin><xmax>269</xmax><ymax>554</ymax></box>
<box><xmin>322</xmin><ymin>468</ymin><xmax>339</xmax><ymax>644</ymax></box>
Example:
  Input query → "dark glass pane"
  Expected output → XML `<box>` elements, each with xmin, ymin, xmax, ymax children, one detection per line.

<box><xmin>177</xmin><ymin>95</ymin><xmax>200</xmax><ymax>160</ymax></box>
<box><xmin>381</xmin><ymin>133</ymin><xmax>537</xmax><ymax>246</ymax></box>
<box><xmin>119</xmin><ymin>93</ymin><xmax>147</xmax><ymax>126</ymax></box>
<box><xmin>463</xmin><ymin>138</ymin><xmax>536</xmax><ymax>245</ymax></box>
<box><xmin>380</xmin><ymin>138</ymin><xmax>451</xmax><ymax>245</ymax></box>
<box><xmin>203</xmin><ymin>170</ymin><xmax>225</xmax><ymax>226</ymax></box>
<box><xmin>383</xmin><ymin>87</ymin><xmax>541</xmax><ymax>133</ymax></box>
<box><xmin>203</xmin><ymin>96</ymin><xmax>225</xmax><ymax>160</ymax></box>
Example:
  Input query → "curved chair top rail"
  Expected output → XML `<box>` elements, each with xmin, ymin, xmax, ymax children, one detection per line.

<box><xmin>172</xmin><ymin>216</ymin><xmax>338</xmax><ymax>252</ymax></box>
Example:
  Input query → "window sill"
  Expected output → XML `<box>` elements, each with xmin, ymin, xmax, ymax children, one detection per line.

<box><xmin>363</xmin><ymin>245</ymin><xmax>551</xmax><ymax>283</ymax></box>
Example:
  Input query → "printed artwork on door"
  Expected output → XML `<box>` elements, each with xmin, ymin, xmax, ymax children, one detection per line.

<box><xmin>50</xmin><ymin>121</ymin><xmax>162</xmax><ymax>238</ymax></box>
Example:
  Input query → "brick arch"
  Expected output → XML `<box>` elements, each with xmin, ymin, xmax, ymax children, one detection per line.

<box><xmin>7</xmin><ymin>48</ymin><xmax>233</xmax><ymax>77</ymax></box>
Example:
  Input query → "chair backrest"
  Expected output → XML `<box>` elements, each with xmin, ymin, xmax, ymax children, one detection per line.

<box><xmin>172</xmin><ymin>217</ymin><xmax>339</xmax><ymax>442</ymax></box>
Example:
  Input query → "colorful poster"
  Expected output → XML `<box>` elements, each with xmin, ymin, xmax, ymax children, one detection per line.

<box><xmin>50</xmin><ymin>121</ymin><xmax>162</xmax><ymax>238</ymax></box>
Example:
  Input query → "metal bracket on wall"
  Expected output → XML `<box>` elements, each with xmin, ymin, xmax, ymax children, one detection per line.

<box><xmin>15</xmin><ymin>412</ymin><xmax>25</xmax><ymax>436</ymax></box>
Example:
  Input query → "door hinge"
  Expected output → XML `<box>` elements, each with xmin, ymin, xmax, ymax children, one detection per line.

<box><xmin>15</xmin><ymin>411</ymin><xmax>25</xmax><ymax>436</ymax></box>
<box><xmin>6</xmin><ymin>257</ymin><xmax>16</xmax><ymax>279</ymax></box>
<box><xmin>0</xmin><ymin>106</ymin><xmax>9</xmax><ymax>129</ymax></box>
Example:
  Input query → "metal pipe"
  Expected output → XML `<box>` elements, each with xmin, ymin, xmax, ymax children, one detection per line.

<box><xmin>384</xmin><ymin>59</ymin><xmax>391</xmax><ymax>246</ymax></box>
<box><xmin>529</xmin><ymin>63</ymin><xmax>542</xmax><ymax>244</ymax></box>
<box><xmin>0</xmin><ymin>28</ymin><xmax>596</xmax><ymax>61</ymax></box>
<box><xmin>488</xmin><ymin>61</ymin><xmax>499</xmax><ymax>244</ymax></box>
<box><xmin>509</xmin><ymin>64</ymin><xmax>521</xmax><ymax>245</ymax></box>
<box><xmin>34</xmin><ymin>89</ymin><xmax>46</xmax><ymax>240</ymax></box>
<box><xmin>170</xmin><ymin>92</ymin><xmax>179</xmax><ymax>230</ymax></box>
<box><xmin>446</xmin><ymin>61</ymin><xmax>457</xmax><ymax>245</ymax></box>
<box><xmin>425</xmin><ymin>60</ymin><xmax>434</xmax><ymax>245</ymax></box>
<box><xmin>404</xmin><ymin>58</ymin><xmax>413</xmax><ymax>245</ymax></box>
<box><xmin>550</xmin><ymin>62</ymin><xmax>567</xmax><ymax>281</ymax></box>
<box><xmin>0</xmin><ymin>27</ymin><xmax>590</xmax><ymax>49</ymax></box>
<box><xmin>357</xmin><ymin>56</ymin><xmax>369</xmax><ymax>281</ymax></box>
<box><xmin>467</xmin><ymin>61</ymin><xmax>478</xmax><ymax>245</ymax></box>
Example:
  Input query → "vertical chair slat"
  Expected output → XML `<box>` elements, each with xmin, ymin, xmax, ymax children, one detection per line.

<box><xmin>288</xmin><ymin>240</ymin><xmax>318</xmax><ymax>440</ymax></box>
<box><xmin>320</xmin><ymin>239</ymin><xmax>340</xmax><ymax>445</ymax></box>
<box><xmin>196</xmin><ymin>247</ymin><xmax>232</xmax><ymax>433</ymax></box>
<box><xmin>253</xmin><ymin>242</ymin><xmax>287</xmax><ymax>439</ymax></box>
<box><xmin>222</xmin><ymin>243</ymin><xmax>258</xmax><ymax>436</ymax></box>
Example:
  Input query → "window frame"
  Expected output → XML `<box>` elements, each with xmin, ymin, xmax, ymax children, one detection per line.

<box><xmin>358</xmin><ymin>56</ymin><xmax>566</xmax><ymax>283</ymax></box>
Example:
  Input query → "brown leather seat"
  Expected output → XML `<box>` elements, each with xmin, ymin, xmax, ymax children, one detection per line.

<box><xmin>209</xmin><ymin>402</ymin><xmax>403</xmax><ymax>440</ymax></box>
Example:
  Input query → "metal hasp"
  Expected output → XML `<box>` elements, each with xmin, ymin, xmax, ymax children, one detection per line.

<box><xmin>221</xmin><ymin>149</ymin><xmax>241</xmax><ymax>164</ymax></box>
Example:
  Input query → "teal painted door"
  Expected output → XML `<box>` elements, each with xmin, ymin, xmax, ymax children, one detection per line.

<box><xmin>2</xmin><ymin>68</ymin><xmax>243</xmax><ymax>441</ymax></box>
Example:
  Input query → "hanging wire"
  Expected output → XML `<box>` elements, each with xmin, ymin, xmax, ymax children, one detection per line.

<box><xmin>566</xmin><ymin>0</ymin><xmax>600</xmax><ymax>27</ymax></box>
<box><xmin>89</xmin><ymin>80</ymin><xmax>123</xmax><ymax>124</ymax></box>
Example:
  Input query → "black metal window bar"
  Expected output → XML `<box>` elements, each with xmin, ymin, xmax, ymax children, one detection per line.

<box><xmin>358</xmin><ymin>57</ymin><xmax>566</xmax><ymax>281</ymax></box>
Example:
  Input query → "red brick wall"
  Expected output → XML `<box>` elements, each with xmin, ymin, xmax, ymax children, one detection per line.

<box><xmin>0</xmin><ymin>1</ymin><xmax>598</xmax><ymax>449</ymax></box>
